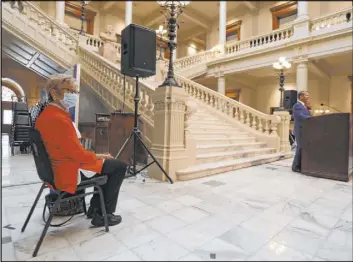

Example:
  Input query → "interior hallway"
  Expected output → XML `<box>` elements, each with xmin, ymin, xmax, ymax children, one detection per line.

<box><xmin>1</xmin><ymin>134</ymin><xmax>352</xmax><ymax>261</ymax></box>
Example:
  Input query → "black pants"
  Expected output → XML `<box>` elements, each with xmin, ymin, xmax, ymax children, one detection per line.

<box><xmin>81</xmin><ymin>159</ymin><xmax>126</xmax><ymax>214</ymax></box>
<box><xmin>292</xmin><ymin>137</ymin><xmax>301</xmax><ymax>170</ymax></box>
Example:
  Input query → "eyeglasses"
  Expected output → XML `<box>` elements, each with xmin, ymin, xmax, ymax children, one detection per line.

<box><xmin>61</xmin><ymin>88</ymin><xmax>79</xmax><ymax>94</ymax></box>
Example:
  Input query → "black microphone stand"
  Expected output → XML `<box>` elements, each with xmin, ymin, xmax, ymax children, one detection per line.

<box><xmin>320</xmin><ymin>103</ymin><xmax>342</xmax><ymax>113</ymax></box>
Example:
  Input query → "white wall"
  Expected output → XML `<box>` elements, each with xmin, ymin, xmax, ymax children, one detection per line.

<box><xmin>252</xmin><ymin>75</ymin><xmax>351</xmax><ymax>114</ymax></box>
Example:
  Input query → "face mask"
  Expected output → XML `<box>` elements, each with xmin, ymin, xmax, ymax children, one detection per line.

<box><xmin>60</xmin><ymin>93</ymin><xmax>78</xmax><ymax>109</ymax></box>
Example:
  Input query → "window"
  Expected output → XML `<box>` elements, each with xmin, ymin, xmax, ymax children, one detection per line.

<box><xmin>270</xmin><ymin>1</ymin><xmax>297</xmax><ymax>30</ymax></box>
<box><xmin>2</xmin><ymin>86</ymin><xmax>18</xmax><ymax>102</ymax></box>
<box><xmin>226</xmin><ymin>20</ymin><xmax>242</xmax><ymax>42</ymax></box>
<box><xmin>3</xmin><ymin>110</ymin><xmax>13</xmax><ymax>125</ymax></box>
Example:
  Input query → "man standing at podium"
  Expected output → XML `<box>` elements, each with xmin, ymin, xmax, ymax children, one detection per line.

<box><xmin>292</xmin><ymin>91</ymin><xmax>311</xmax><ymax>173</ymax></box>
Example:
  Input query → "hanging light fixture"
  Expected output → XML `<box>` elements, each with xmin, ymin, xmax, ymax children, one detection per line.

<box><xmin>80</xmin><ymin>1</ymin><xmax>90</xmax><ymax>35</ymax></box>
<box><xmin>273</xmin><ymin>57</ymin><xmax>291</xmax><ymax>111</ymax></box>
<box><xmin>157</xmin><ymin>1</ymin><xmax>190</xmax><ymax>87</ymax></box>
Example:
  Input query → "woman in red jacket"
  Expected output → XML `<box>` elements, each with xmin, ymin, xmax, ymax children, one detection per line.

<box><xmin>35</xmin><ymin>74</ymin><xmax>126</xmax><ymax>227</ymax></box>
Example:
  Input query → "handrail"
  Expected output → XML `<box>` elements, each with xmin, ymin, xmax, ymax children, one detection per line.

<box><xmin>21</xmin><ymin>1</ymin><xmax>77</xmax><ymax>44</ymax></box>
<box><xmin>174</xmin><ymin>72</ymin><xmax>280</xmax><ymax>137</ymax></box>
<box><xmin>311</xmin><ymin>7</ymin><xmax>353</xmax><ymax>31</ymax></box>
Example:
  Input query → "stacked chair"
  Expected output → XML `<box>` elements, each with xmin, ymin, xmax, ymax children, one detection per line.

<box><xmin>10</xmin><ymin>99</ymin><xmax>31</xmax><ymax>156</ymax></box>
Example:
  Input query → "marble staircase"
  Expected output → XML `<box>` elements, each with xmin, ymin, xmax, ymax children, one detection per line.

<box><xmin>1</xmin><ymin>0</ymin><xmax>292</xmax><ymax>182</ymax></box>
<box><xmin>176</xmin><ymin>100</ymin><xmax>290</xmax><ymax>180</ymax></box>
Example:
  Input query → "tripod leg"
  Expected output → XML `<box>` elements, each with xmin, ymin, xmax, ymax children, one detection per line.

<box><xmin>135</xmin><ymin>132</ymin><xmax>173</xmax><ymax>184</ymax></box>
<box><xmin>115</xmin><ymin>131</ymin><xmax>133</xmax><ymax>159</ymax></box>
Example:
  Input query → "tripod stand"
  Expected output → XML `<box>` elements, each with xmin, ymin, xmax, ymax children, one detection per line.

<box><xmin>115</xmin><ymin>75</ymin><xmax>173</xmax><ymax>184</ymax></box>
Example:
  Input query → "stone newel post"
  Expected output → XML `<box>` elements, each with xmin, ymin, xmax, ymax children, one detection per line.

<box><xmin>273</xmin><ymin>111</ymin><xmax>291</xmax><ymax>153</ymax></box>
<box><xmin>148</xmin><ymin>86</ymin><xmax>196</xmax><ymax>182</ymax></box>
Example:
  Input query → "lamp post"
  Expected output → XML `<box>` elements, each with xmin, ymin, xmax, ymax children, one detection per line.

<box><xmin>273</xmin><ymin>57</ymin><xmax>291</xmax><ymax>111</ymax></box>
<box><xmin>80</xmin><ymin>1</ymin><xmax>89</xmax><ymax>35</ymax></box>
<box><xmin>157</xmin><ymin>1</ymin><xmax>190</xmax><ymax>87</ymax></box>
<box><xmin>156</xmin><ymin>25</ymin><xmax>167</xmax><ymax>60</ymax></box>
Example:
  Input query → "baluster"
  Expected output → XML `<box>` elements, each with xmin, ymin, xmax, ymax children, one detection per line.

<box><xmin>258</xmin><ymin>119</ymin><xmax>263</xmax><ymax>133</ymax></box>
<box><xmin>239</xmin><ymin>109</ymin><xmax>245</xmax><ymax>124</ymax></box>
<box><xmin>146</xmin><ymin>95</ymin><xmax>154</xmax><ymax>118</ymax></box>
<box><xmin>251</xmin><ymin>115</ymin><xmax>257</xmax><ymax>129</ymax></box>
<box><xmin>245</xmin><ymin>112</ymin><xmax>251</xmax><ymax>127</ymax></box>
<box><xmin>270</xmin><ymin>121</ymin><xmax>278</xmax><ymax>137</ymax></box>
<box><xmin>138</xmin><ymin>90</ymin><xmax>146</xmax><ymax>114</ymax></box>
<box><xmin>234</xmin><ymin>106</ymin><xmax>238</xmax><ymax>120</ymax></box>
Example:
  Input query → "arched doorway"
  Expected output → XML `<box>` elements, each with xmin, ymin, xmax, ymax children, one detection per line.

<box><xmin>1</xmin><ymin>78</ymin><xmax>26</xmax><ymax>134</ymax></box>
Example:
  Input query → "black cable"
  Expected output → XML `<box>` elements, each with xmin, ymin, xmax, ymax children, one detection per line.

<box><xmin>121</xmin><ymin>74</ymin><xmax>126</xmax><ymax>113</ymax></box>
<box><xmin>42</xmin><ymin>202</ymin><xmax>74</xmax><ymax>227</ymax></box>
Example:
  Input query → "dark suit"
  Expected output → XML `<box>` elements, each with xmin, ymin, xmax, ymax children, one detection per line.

<box><xmin>292</xmin><ymin>102</ymin><xmax>311</xmax><ymax>170</ymax></box>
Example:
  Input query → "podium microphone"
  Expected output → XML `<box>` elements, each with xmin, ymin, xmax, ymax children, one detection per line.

<box><xmin>320</xmin><ymin>103</ymin><xmax>341</xmax><ymax>113</ymax></box>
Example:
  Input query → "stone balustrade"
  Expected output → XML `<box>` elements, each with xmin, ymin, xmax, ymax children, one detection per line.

<box><xmin>225</xmin><ymin>26</ymin><xmax>294</xmax><ymax>55</ymax></box>
<box><xmin>174</xmin><ymin>73</ymin><xmax>282</xmax><ymax>150</ymax></box>
<box><xmin>311</xmin><ymin>7</ymin><xmax>353</xmax><ymax>31</ymax></box>
<box><xmin>2</xmin><ymin>1</ymin><xmax>78</xmax><ymax>52</ymax></box>
<box><xmin>78</xmin><ymin>46</ymin><xmax>155</xmax><ymax>145</ymax></box>
<box><xmin>173</xmin><ymin>49</ymin><xmax>222</xmax><ymax>71</ymax></box>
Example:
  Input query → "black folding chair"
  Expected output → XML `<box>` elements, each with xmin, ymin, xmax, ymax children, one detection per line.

<box><xmin>21</xmin><ymin>128</ymin><xmax>110</xmax><ymax>257</ymax></box>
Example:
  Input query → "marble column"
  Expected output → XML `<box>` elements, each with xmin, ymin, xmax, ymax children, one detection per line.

<box><xmin>56</xmin><ymin>1</ymin><xmax>65</xmax><ymax>25</ymax></box>
<box><xmin>125</xmin><ymin>1</ymin><xmax>132</xmax><ymax>26</ymax></box>
<box><xmin>219</xmin><ymin>1</ymin><xmax>227</xmax><ymax>47</ymax></box>
<box><xmin>217</xmin><ymin>75</ymin><xmax>226</xmax><ymax>95</ymax></box>
<box><xmin>297</xmin><ymin>1</ymin><xmax>309</xmax><ymax>20</ymax></box>
<box><xmin>296</xmin><ymin>61</ymin><xmax>308</xmax><ymax>92</ymax></box>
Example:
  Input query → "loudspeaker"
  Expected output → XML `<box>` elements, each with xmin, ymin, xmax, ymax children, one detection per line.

<box><xmin>121</xmin><ymin>24</ymin><xmax>156</xmax><ymax>78</ymax></box>
<box><xmin>284</xmin><ymin>90</ymin><xmax>298</xmax><ymax>110</ymax></box>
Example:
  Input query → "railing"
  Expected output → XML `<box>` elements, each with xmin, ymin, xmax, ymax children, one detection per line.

<box><xmin>2</xmin><ymin>1</ymin><xmax>78</xmax><ymax>52</ymax></box>
<box><xmin>310</xmin><ymin>7</ymin><xmax>353</xmax><ymax>32</ymax></box>
<box><xmin>225</xmin><ymin>26</ymin><xmax>293</xmax><ymax>55</ymax></box>
<box><xmin>174</xmin><ymin>48</ymin><xmax>222</xmax><ymax>71</ymax></box>
<box><xmin>174</xmin><ymin>73</ymin><xmax>281</xmax><ymax>138</ymax></box>
<box><xmin>78</xmin><ymin>46</ymin><xmax>155</xmax><ymax>128</ymax></box>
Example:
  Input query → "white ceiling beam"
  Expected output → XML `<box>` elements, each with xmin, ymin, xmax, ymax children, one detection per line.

<box><xmin>142</xmin><ymin>8</ymin><xmax>166</xmax><ymax>28</ymax></box>
<box><xmin>311</xmin><ymin>61</ymin><xmax>330</xmax><ymax>78</ymax></box>
<box><xmin>101</xmin><ymin>2</ymin><xmax>116</xmax><ymax>11</ymax></box>
<box><xmin>243</xmin><ymin>1</ymin><xmax>258</xmax><ymax>12</ymax></box>
<box><xmin>182</xmin><ymin>7</ymin><xmax>213</xmax><ymax>30</ymax></box>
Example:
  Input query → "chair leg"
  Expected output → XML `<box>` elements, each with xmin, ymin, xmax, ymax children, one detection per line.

<box><xmin>21</xmin><ymin>183</ymin><xmax>46</xmax><ymax>232</ymax></box>
<box><xmin>82</xmin><ymin>197</ymin><xmax>87</xmax><ymax>215</ymax></box>
<box><xmin>96</xmin><ymin>186</ymin><xmax>109</xmax><ymax>232</ymax></box>
<box><xmin>32</xmin><ymin>193</ymin><xmax>64</xmax><ymax>257</ymax></box>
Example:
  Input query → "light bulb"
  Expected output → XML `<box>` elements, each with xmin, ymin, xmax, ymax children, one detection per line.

<box><xmin>279</xmin><ymin>57</ymin><xmax>286</xmax><ymax>63</ymax></box>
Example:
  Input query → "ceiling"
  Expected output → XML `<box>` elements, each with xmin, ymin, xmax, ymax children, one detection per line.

<box><xmin>93</xmin><ymin>1</ymin><xmax>262</xmax><ymax>42</ymax></box>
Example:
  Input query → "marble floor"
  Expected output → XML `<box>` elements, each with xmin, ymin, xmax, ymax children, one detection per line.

<box><xmin>1</xmin><ymin>134</ymin><xmax>352</xmax><ymax>261</ymax></box>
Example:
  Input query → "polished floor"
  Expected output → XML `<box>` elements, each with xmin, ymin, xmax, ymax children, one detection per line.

<box><xmin>1</xmin><ymin>134</ymin><xmax>352</xmax><ymax>261</ymax></box>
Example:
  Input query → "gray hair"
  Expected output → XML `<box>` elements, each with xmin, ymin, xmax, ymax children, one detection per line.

<box><xmin>297</xmin><ymin>91</ymin><xmax>308</xmax><ymax>99</ymax></box>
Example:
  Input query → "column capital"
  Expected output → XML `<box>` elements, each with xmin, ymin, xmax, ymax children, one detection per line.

<box><xmin>292</xmin><ymin>57</ymin><xmax>309</xmax><ymax>65</ymax></box>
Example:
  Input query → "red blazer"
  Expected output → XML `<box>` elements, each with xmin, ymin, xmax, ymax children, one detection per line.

<box><xmin>36</xmin><ymin>105</ymin><xmax>103</xmax><ymax>194</ymax></box>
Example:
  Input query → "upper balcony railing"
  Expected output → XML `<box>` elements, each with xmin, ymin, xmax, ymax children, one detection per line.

<box><xmin>174</xmin><ymin>48</ymin><xmax>222</xmax><ymax>72</ymax></box>
<box><xmin>310</xmin><ymin>6</ymin><xmax>352</xmax><ymax>32</ymax></box>
<box><xmin>225</xmin><ymin>26</ymin><xmax>294</xmax><ymax>55</ymax></box>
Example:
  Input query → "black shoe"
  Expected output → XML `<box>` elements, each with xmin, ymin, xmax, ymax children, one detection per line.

<box><xmin>292</xmin><ymin>167</ymin><xmax>301</xmax><ymax>173</ymax></box>
<box><xmin>91</xmin><ymin>213</ymin><xmax>122</xmax><ymax>227</ymax></box>
<box><xmin>86</xmin><ymin>206</ymin><xmax>99</xmax><ymax>219</ymax></box>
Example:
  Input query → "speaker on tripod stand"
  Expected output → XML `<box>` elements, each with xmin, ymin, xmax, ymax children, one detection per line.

<box><xmin>117</xmin><ymin>24</ymin><xmax>173</xmax><ymax>183</ymax></box>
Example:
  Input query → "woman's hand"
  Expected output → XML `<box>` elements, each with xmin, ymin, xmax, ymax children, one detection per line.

<box><xmin>96</xmin><ymin>153</ymin><xmax>114</xmax><ymax>160</ymax></box>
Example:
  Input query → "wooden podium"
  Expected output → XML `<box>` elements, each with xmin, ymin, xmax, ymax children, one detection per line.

<box><xmin>108</xmin><ymin>112</ymin><xmax>147</xmax><ymax>166</ymax></box>
<box><xmin>301</xmin><ymin>113</ymin><xmax>352</xmax><ymax>182</ymax></box>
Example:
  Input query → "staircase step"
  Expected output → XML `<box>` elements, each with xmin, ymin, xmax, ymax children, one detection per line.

<box><xmin>176</xmin><ymin>152</ymin><xmax>292</xmax><ymax>181</ymax></box>
<box><xmin>191</xmin><ymin>131</ymin><xmax>250</xmax><ymax>138</ymax></box>
<box><xmin>190</xmin><ymin>125</ymin><xmax>240</xmax><ymax>131</ymax></box>
<box><xmin>196</xmin><ymin>142</ymin><xmax>267</xmax><ymax>154</ymax></box>
<box><xmin>196</xmin><ymin>148</ymin><xmax>276</xmax><ymax>164</ymax></box>
<box><xmin>189</xmin><ymin>120</ymin><xmax>229</xmax><ymax>126</ymax></box>
<box><xmin>195</xmin><ymin>137</ymin><xmax>256</xmax><ymax>145</ymax></box>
